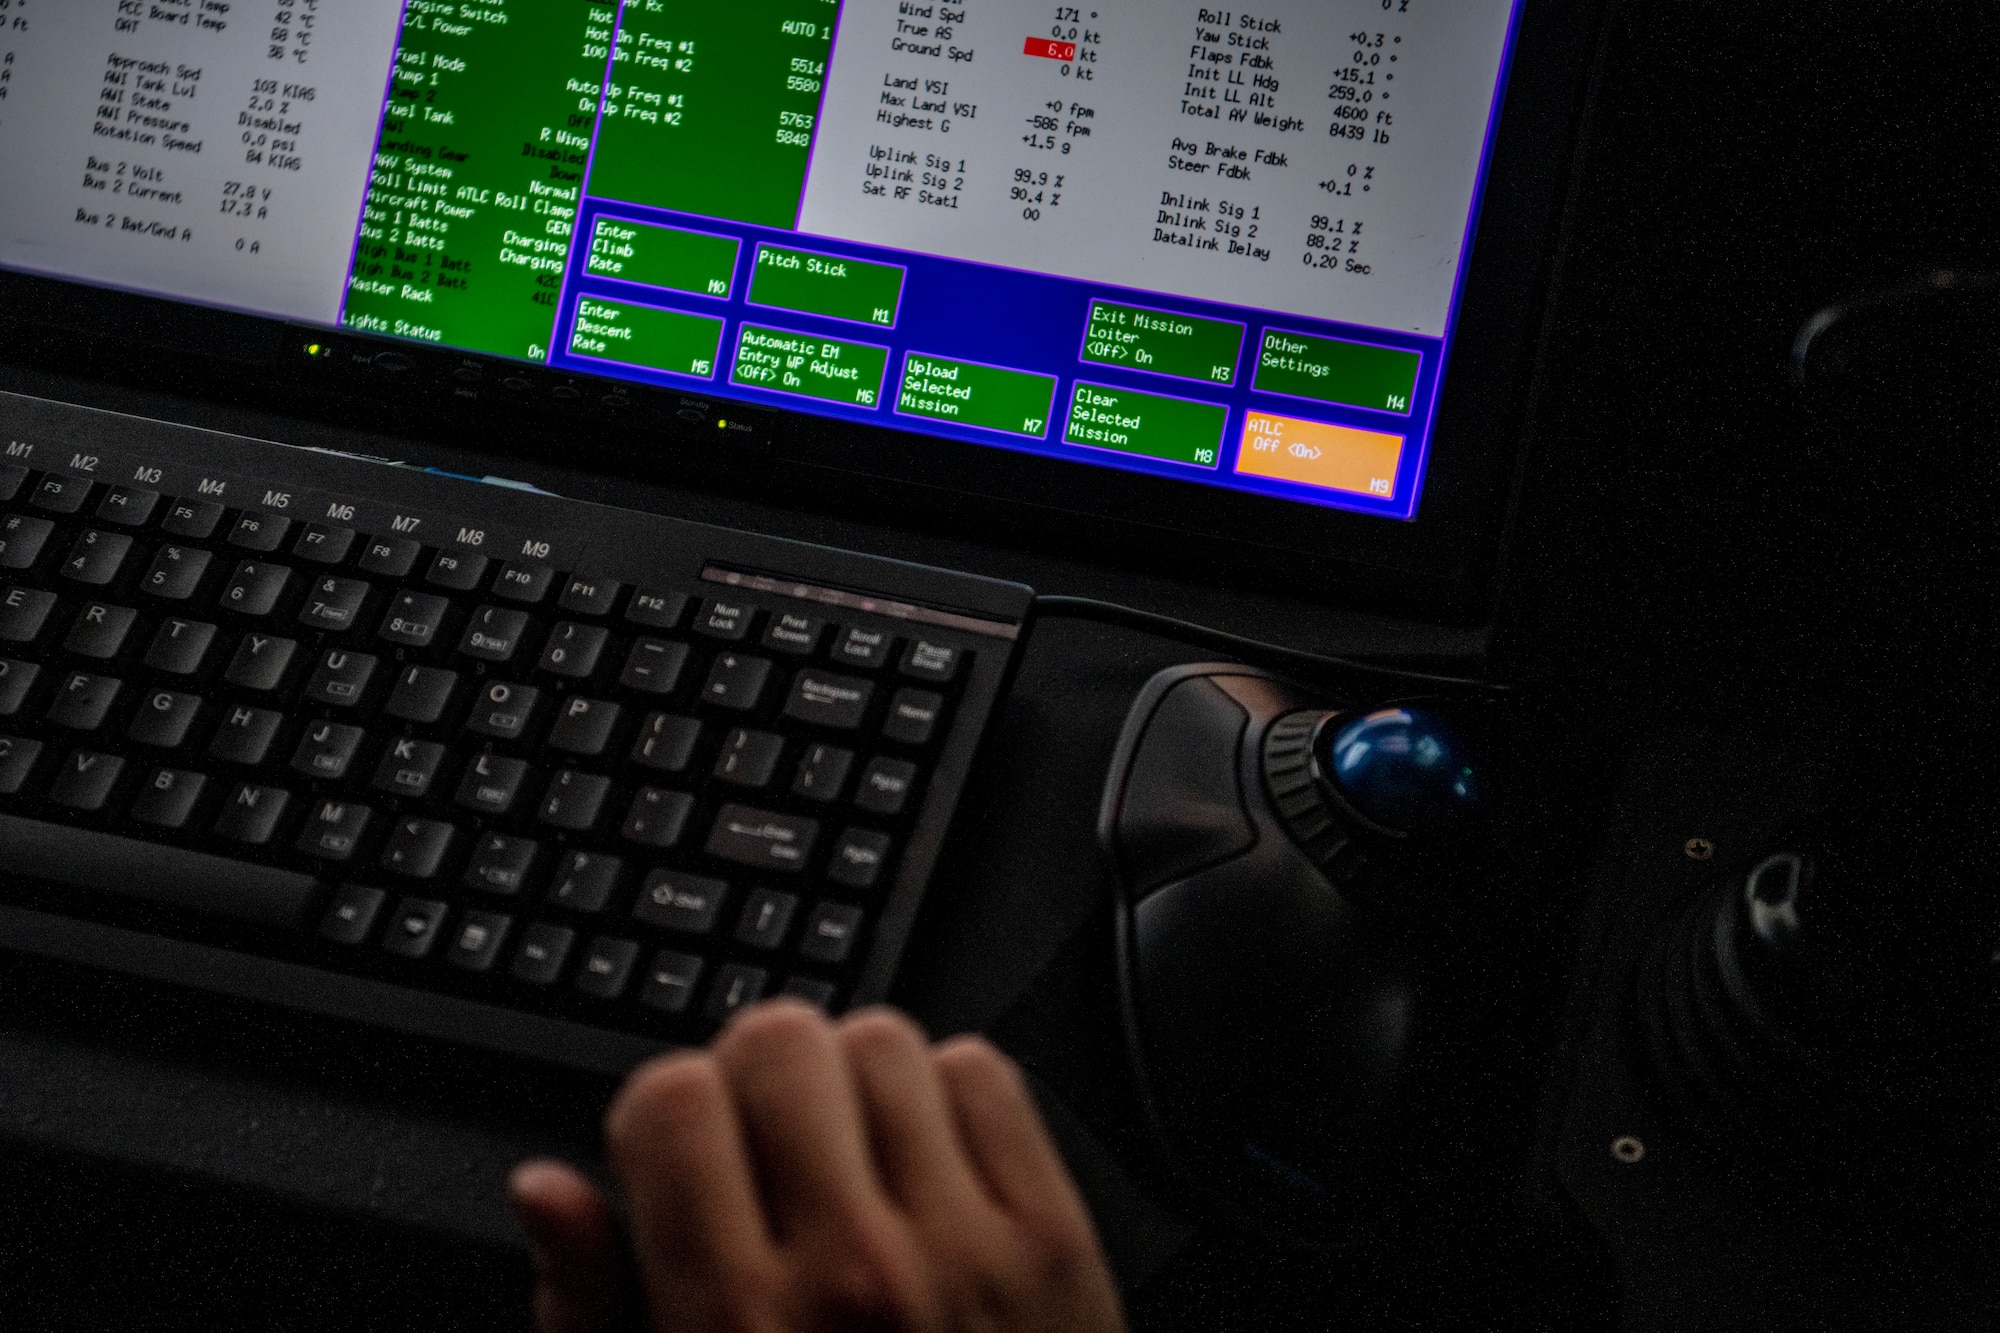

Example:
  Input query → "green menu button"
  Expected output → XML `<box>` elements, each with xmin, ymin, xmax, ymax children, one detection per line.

<box><xmin>568</xmin><ymin>299</ymin><xmax>725</xmax><ymax>379</ymax></box>
<box><xmin>1253</xmin><ymin>329</ymin><xmax>1421</xmax><ymax>415</ymax></box>
<box><xmin>1063</xmin><ymin>382</ymin><xmax>1227</xmax><ymax>469</ymax></box>
<box><xmin>731</xmin><ymin>324</ymin><xmax>890</xmax><ymax>408</ymax></box>
<box><xmin>896</xmin><ymin>355</ymin><xmax>1058</xmax><ymax>438</ymax></box>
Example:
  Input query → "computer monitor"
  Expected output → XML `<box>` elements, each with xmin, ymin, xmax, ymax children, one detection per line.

<box><xmin>0</xmin><ymin>0</ymin><xmax>1608</xmax><ymax>615</ymax></box>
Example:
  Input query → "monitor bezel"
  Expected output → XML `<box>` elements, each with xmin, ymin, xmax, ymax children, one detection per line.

<box><xmin>0</xmin><ymin>0</ymin><xmax>1610</xmax><ymax>623</ymax></box>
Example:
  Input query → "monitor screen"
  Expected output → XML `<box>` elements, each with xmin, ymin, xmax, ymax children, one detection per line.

<box><xmin>0</xmin><ymin>0</ymin><xmax>1521</xmax><ymax>523</ymax></box>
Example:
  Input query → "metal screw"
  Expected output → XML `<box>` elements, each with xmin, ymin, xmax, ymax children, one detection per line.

<box><xmin>1611</xmin><ymin>1136</ymin><xmax>1646</xmax><ymax>1165</ymax></box>
<box><xmin>1684</xmin><ymin>838</ymin><xmax>1715</xmax><ymax>862</ymax></box>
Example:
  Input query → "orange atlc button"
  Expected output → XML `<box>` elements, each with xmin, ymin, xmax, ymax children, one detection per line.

<box><xmin>1234</xmin><ymin>411</ymin><xmax>1403</xmax><ymax>499</ymax></box>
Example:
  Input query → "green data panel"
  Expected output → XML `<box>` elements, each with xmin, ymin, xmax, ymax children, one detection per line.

<box><xmin>585</xmin><ymin>1</ymin><xmax>839</xmax><ymax>228</ymax></box>
<box><xmin>1252</xmin><ymin>330</ymin><xmax>1421</xmax><ymax>415</ymax></box>
<box><xmin>749</xmin><ymin>245</ymin><xmax>904</xmax><ymax>327</ymax></box>
<box><xmin>1080</xmin><ymin>301</ymin><xmax>1245</xmax><ymax>386</ymax></box>
<box><xmin>896</xmin><ymin>355</ymin><xmax>1057</xmax><ymax>437</ymax></box>
<box><xmin>1064</xmin><ymin>383</ymin><xmax>1227</xmax><ymax>469</ymax></box>
<box><xmin>732</xmin><ymin>325</ymin><xmax>888</xmax><ymax>407</ymax></box>
<box><xmin>568</xmin><ymin>298</ymin><xmax>725</xmax><ymax>378</ymax></box>
<box><xmin>342</xmin><ymin>3</ymin><xmax>614</xmax><ymax>361</ymax></box>
<box><xmin>585</xmin><ymin>219</ymin><xmax>740</xmax><ymax>298</ymax></box>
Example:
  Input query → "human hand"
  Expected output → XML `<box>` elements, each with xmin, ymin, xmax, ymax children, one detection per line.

<box><xmin>510</xmin><ymin>1000</ymin><xmax>1127</xmax><ymax>1333</ymax></box>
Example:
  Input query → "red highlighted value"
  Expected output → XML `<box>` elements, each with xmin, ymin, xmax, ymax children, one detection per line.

<box><xmin>1025</xmin><ymin>37</ymin><xmax>1078</xmax><ymax>61</ymax></box>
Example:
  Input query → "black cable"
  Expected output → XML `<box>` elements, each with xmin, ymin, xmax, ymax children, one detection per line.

<box><xmin>1029</xmin><ymin>594</ymin><xmax>1514</xmax><ymax>694</ymax></box>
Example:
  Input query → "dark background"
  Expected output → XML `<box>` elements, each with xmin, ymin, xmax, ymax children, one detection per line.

<box><xmin>3</xmin><ymin>4</ymin><xmax>1997</xmax><ymax>1329</ymax></box>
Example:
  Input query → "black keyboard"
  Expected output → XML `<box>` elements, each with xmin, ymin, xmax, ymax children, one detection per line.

<box><xmin>0</xmin><ymin>392</ymin><xmax>1031</xmax><ymax>1072</ymax></box>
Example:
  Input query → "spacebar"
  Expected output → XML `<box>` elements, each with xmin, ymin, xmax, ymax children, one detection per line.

<box><xmin>0</xmin><ymin>815</ymin><xmax>321</xmax><ymax>932</ymax></box>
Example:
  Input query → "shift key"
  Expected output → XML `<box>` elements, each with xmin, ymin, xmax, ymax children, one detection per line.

<box><xmin>707</xmin><ymin>804</ymin><xmax>818</xmax><ymax>873</ymax></box>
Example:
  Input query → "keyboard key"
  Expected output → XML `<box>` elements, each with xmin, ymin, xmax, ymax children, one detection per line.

<box><xmin>0</xmin><ymin>586</ymin><xmax>58</xmax><ymax>643</ymax></box>
<box><xmin>706</xmin><ymin>964</ymin><xmax>769</xmax><ymax>1022</ymax></box>
<box><xmin>548</xmin><ymin>696</ymin><xmax>621</xmax><ymax>756</ymax></box>
<box><xmin>127</xmin><ymin>689</ymin><xmax>202</xmax><ymax>749</ymax></box>
<box><xmin>96</xmin><ymin>487</ymin><xmax>160</xmax><ymax>527</ymax></box>
<box><xmin>64</xmin><ymin>603</ymin><xmax>138</xmax><ymax>660</ymax></box>
<box><xmin>291</xmin><ymin>721</ymin><xmax>366</xmax><ymax>781</ymax></box>
<box><xmin>381</xmin><ymin>817</ymin><xmax>457</xmax><ymax>879</ymax></box>
<box><xmin>59</xmin><ymin>530</ymin><xmax>133</xmax><ymax>586</ymax></box>
<box><xmin>130</xmin><ymin>768</ymin><xmax>206</xmax><ymax>829</ymax></box>
<box><xmin>792</xmin><ymin>744</ymin><xmax>854</xmax><ymax>803</ymax></box>
<box><xmin>702</xmin><ymin>653</ymin><xmax>772</xmax><ymax>710</ymax></box>
<box><xmin>464</xmin><ymin>680</ymin><xmax>540</xmax><ymax>740</ymax></box>
<box><xmin>159</xmin><ymin>499</ymin><xmax>225</xmax><ymax>540</ymax></box>
<box><xmin>0</xmin><ymin>736</ymin><xmax>43</xmax><ymax>795</ymax></box>
<box><xmin>453</xmin><ymin>752</ymin><xmax>531</xmax><ymax>816</ymax></box>
<box><xmin>0</xmin><ymin>659</ymin><xmax>38</xmax><ymax>717</ymax></box>
<box><xmin>706</xmin><ymin>805</ymin><xmax>818</xmax><ymax>873</ymax></box>
<box><xmin>736</xmin><ymin>888</ymin><xmax>799</xmax><ymax>950</ymax></box>
<box><xmin>208</xmin><ymin>705</ymin><xmax>283</xmax><ymax>765</ymax></box>
<box><xmin>30</xmin><ymin>473</ymin><xmax>91</xmax><ymax>514</ymax></box>
<box><xmin>798</xmin><ymin>902</ymin><xmax>865</xmax><ymax>966</ymax></box>
<box><xmin>426</xmin><ymin>549</ymin><xmax>487</xmax><ymax>592</ymax></box>
<box><xmin>143</xmin><ymin>618</ymin><xmax>217</xmax><ymax>675</ymax></box>
<box><xmin>694</xmin><ymin>599</ymin><xmax>752</xmax><ymax>641</ymax></box>
<box><xmin>214</xmin><ymin>783</ymin><xmax>291</xmax><ymax>845</ymax></box>
<box><xmin>458</xmin><ymin>605</ymin><xmax>530</xmax><ymax>663</ymax></box>
<box><xmin>293</xmin><ymin>524</ymin><xmax>356</xmax><ymax>565</ymax></box>
<box><xmin>228</xmin><ymin>511</ymin><xmax>291</xmax><ymax>553</ymax></box>
<box><xmin>138</xmin><ymin>545</ymin><xmax>213</xmax><ymax>601</ymax></box>
<box><xmin>882</xmin><ymin>689</ymin><xmax>945</xmax><ymax>746</ymax></box>
<box><xmin>50</xmin><ymin>750</ymin><xmax>125</xmax><ymax>812</ymax></box>
<box><xmin>0</xmin><ymin>464</ymin><xmax>25</xmax><ymax>503</ymax></box>
<box><xmin>493</xmin><ymin>562</ymin><xmax>555</xmax><ymax>604</ymax></box>
<box><xmin>539</xmin><ymin>621</ymin><xmax>609</xmax><ymax>678</ymax></box>
<box><xmin>639</xmin><ymin>950</ymin><xmax>705</xmax><ymax>1015</ymax></box>
<box><xmin>538</xmin><ymin>769</ymin><xmax>612</xmax><ymax>832</ymax></box>
<box><xmin>625</xmin><ymin>588</ymin><xmax>685</xmax><ymax>629</ymax></box>
<box><xmin>833</xmin><ymin>626</ymin><xmax>893</xmax><ymax>670</ymax></box>
<box><xmin>381</xmin><ymin>897</ymin><xmax>448</xmax><ymax>958</ymax></box>
<box><xmin>784</xmin><ymin>670</ymin><xmax>874</xmax><ymax>730</ymax></box>
<box><xmin>549</xmin><ymin>851</ymin><xmax>624</xmax><ymax>913</ymax></box>
<box><xmin>223</xmin><ymin>632</ymin><xmax>298</xmax><ymax>691</ymax></box>
<box><xmin>379</xmin><ymin>590</ymin><xmax>449</xmax><ymax>648</ymax></box>
<box><xmin>558</xmin><ymin>575</ymin><xmax>622</xmax><ymax>618</ymax></box>
<box><xmin>827</xmin><ymin>828</ymin><xmax>893</xmax><ymax>891</ymax></box>
<box><xmin>619</xmin><ymin>638</ymin><xmax>688</xmax><ymax>695</ymax></box>
<box><xmin>357</xmin><ymin>536</ymin><xmax>421</xmax><ymax>578</ymax></box>
<box><xmin>306</xmin><ymin>649</ymin><xmax>379</xmax><ymax>707</ymax></box>
<box><xmin>49</xmin><ymin>672</ymin><xmax>122</xmax><ymax>731</ymax></box>
<box><xmin>782</xmin><ymin>976</ymin><xmax>839</xmax><ymax>1010</ymax></box>
<box><xmin>511</xmin><ymin>922</ymin><xmax>575</xmax><ymax>985</ymax></box>
<box><xmin>713</xmin><ymin>727</ymin><xmax>784</xmax><ymax>788</ymax></box>
<box><xmin>319</xmin><ymin>884</ymin><xmax>386</xmax><ymax>945</ymax></box>
<box><xmin>448</xmin><ymin>910</ymin><xmax>514</xmax><ymax>973</ymax></box>
<box><xmin>901</xmin><ymin>639</ymin><xmax>961</xmax><ymax>684</ymax></box>
<box><xmin>221</xmin><ymin>560</ymin><xmax>291</xmax><ymax>617</ymax></box>
<box><xmin>762</xmin><ymin>611</ymin><xmax>824</xmax><ymax>656</ymax></box>
<box><xmin>622</xmin><ymin>787</ymin><xmax>693</xmax><ymax>849</ymax></box>
<box><xmin>634</xmin><ymin>870</ymin><xmax>727</xmax><ymax>935</ymax></box>
<box><xmin>298</xmin><ymin>575</ymin><xmax>370</xmax><ymax>632</ymax></box>
<box><xmin>294</xmin><ymin>797</ymin><xmax>373</xmax><ymax>861</ymax></box>
<box><xmin>371</xmin><ymin>738</ymin><xmax>446</xmax><ymax>800</ymax></box>
<box><xmin>632</xmin><ymin>712</ymin><xmax>701</xmax><ymax>772</ymax></box>
<box><xmin>855</xmin><ymin>757</ymin><xmax>919</xmax><ymax>817</ymax></box>
<box><xmin>0</xmin><ymin>514</ymin><xmax>55</xmax><ymax>570</ymax></box>
<box><xmin>575</xmin><ymin>936</ymin><xmax>640</xmax><ymax>999</ymax></box>
<box><xmin>385</xmin><ymin>665</ymin><xmax>458</xmax><ymax>723</ymax></box>
<box><xmin>463</xmin><ymin>833</ymin><xmax>540</xmax><ymax>896</ymax></box>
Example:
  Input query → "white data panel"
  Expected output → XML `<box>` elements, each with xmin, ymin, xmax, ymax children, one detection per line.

<box><xmin>0</xmin><ymin>0</ymin><xmax>404</xmax><ymax>324</ymax></box>
<box><xmin>799</xmin><ymin>0</ymin><xmax>1516</xmax><ymax>335</ymax></box>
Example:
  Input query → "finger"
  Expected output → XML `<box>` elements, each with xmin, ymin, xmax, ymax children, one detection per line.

<box><xmin>604</xmin><ymin>1051</ymin><xmax>777</xmax><ymax>1318</ymax></box>
<box><xmin>713</xmin><ymin>999</ymin><xmax>885</xmax><ymax>1243</ymax></box>
<box><xmin>509</xmin><ymin>1160</ymin><xmax>636</xmax><ymax>1333</ymax></box>
<box><xmin>837</xmin><ymin>1008</ymin><xmax>993</xmax><ymax>1220</ymax></box>
<box><xmin>934</xmin><ymin>1037</ymin><xmax>1091</xmax><ymax>1223</ymax></box>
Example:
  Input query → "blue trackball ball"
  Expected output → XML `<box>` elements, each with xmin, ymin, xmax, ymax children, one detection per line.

<box><xmin>1324</xmin><ymin>707</ymin><xmax>1482</xmax><ymax>835</ymax></box>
